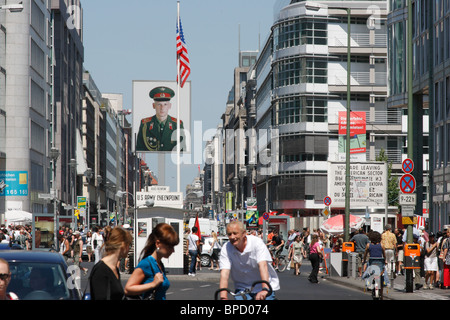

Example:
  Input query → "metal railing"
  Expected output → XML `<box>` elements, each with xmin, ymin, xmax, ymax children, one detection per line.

<box><xmin>371</xmin><ymin>110</ymin><xmax>402</xmax><ymax>124</ymax></box>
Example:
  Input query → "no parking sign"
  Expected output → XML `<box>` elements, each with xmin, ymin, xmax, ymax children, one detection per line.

<box><xmin>399</xmin><ymin>174</ymin><xmax>416</xmax><ymax>194</ymax></box>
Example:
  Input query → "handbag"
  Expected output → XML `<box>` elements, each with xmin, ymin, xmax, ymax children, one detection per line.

<box><xmin>439</xmin><ymin>239</ymin><xmax>447</xmax><ymax>259</ymax></box>
<box><xmin>123</xmin><ymin>291</ymin><xmax>155</xmax><ymax>300</ymax></box>
<box><xmin>122</xmin><ymin>257</ymin><xmax>160</xmax><ymax>300</ymax></box>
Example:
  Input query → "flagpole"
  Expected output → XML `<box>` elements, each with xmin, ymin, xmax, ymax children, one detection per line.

<box><xmin>176</xmin><ymin>1</ymin><xmax>181</xmax><ymax>193</ymax></box>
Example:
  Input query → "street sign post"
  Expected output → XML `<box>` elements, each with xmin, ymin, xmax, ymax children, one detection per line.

<box><xmin>321</xmin><ymin>207</ymin><xmax>330</xmax><ymax>218</ymax></box>
<box><xmin>402</xmin><ymin>206</ymin><xmax>415</xmax><ymax>217</ymax></box>
<box><xmin>402</xmin><ymin>158</ymin><xmax>414</xmax><ymax>174</ymax></box>
<box><xmin>399</xmin><ymin>193</ymin><xmax>416</xmax><ymax>206</ymax></box>
<box><xmin>402</xmin><ymin>216</ymin><xmax>418</xmax><ymax>225</ymax></box>
<box><xmin>399</xmin><ymin>174</ymin><xmax>416</xmax><ymax>194</ymax></box>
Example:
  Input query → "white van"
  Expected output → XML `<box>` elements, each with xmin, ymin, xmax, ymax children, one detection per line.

<box><xmin>188</xmin><ymin>218</ymin><xmax>218</xmax><ymax>237</ymax></box>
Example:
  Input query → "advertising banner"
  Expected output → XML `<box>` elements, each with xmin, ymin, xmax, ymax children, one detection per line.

<box><xmin>0</xmin><ymin>171</ymin><xmax>28</xmax><ymax>196</ymax></box>
<box><xmin>226</xmin><ymin>191</ymin><xmax>233</xmax><ymax>212</ymax></box>
<box><xmin>338</xmin><ymin>111</ymin><xmax>366</xmax><ymax>161</ymax></box>
<box><xmin>133</xmin><ymin>80</ymin><xmax>191</xmax><ymax>153</ymax></box>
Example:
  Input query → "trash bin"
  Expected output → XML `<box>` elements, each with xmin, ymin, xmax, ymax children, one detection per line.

<box><xmin>341</xmin><ymin>242</ymin><xmax>354</xmax><ymax>277</ymax></box>
<box><xmin>404</xmin><ymin>243</ymin><xmax>421</xmax><ymax>270</ymax></box>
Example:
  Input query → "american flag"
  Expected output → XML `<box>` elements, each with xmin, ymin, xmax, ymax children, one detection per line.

<box><xmin>416</xmin><ymin>215</ymin><xmax>426</xmax><ymax>230</ymax></box>
<box><xmin>176</xmin><ymin>17</ymin><xmax>190</xmax><ymax>88</ymax></box>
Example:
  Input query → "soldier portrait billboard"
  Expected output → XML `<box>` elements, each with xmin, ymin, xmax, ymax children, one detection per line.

<box><xmin>133</xmin><ymin>80</ymin><xmax>191</xmax><ymax>153</ymax></box>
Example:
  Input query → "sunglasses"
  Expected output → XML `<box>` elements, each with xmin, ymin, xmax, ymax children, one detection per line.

<box><xmin>0</xmin><ymin>273</ymin><xmax>10</xmax><ymax>281</ymax></box>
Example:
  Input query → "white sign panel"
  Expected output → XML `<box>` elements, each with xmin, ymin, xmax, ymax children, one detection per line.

<box><xmin>399</xmin><ymin>193</ymin><xmax>416</xmax><ymax>206</ymax></box>
<box><xmin>328</xmin><ymin>162</ymin><xmax>387</xmax><ymax>208</ymax></box>
<box><xmin>147</xmin><ymin>186</ymin><xmax>170</xmax><ymax>193</ymax></box>
<box><xmin>402</xmin><ymin>206</ymin><xmax>415</xmax><ymax>217</ymax></box>
<box><xmin>136</xmin><ymin>192</ymin><xmax>183</xmax><ymax>209</ymax></box>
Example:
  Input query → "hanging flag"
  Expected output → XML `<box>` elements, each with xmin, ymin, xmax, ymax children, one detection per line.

<box><xmin>415</xmin><ymin>215</ymin><xmax>426</xmax><ymax>230</ymax></box>
<box><xmin>176</xmin><ymin>16</ymin><xmax>190</xmax><ymax>88</ymax></box>
<box><xmin>194</xmin><ymin>213</ymin><xmax>201</xmax><ymax>237</ymax></box>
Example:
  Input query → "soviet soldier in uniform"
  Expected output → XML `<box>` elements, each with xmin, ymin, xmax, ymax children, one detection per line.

<box><xmin>136</xmin><ymin>86</ymin><xmax>185</xmax><ymax>151</ymax></box>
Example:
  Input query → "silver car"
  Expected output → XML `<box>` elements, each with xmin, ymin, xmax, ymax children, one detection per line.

<box><xmin>198</xmin><ymin>236</ymin><xmax>229</xmax><ymax>267</ymax></box>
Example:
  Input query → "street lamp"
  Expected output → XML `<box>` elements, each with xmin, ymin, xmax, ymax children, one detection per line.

<box><xmin>96</xmin><ymin>175</ymin><xmax>102</xmax><ymax>226</ymax></box>
<box><xmin>84</xmin><ymin>168</ymin><xmax>93</xmax><ymax>230</ymax></box>
<box><xmin>308</xmin><ymin>3</ymin><xmax>352</xmax><ymax>241</ymax></box>
<box><xmin>232</xmin><ymin>176</ymin><xmax>239</xmax><ymax>211</ymax></box>
<box><xmin>49</xmin><ymin>147</ymin><xmax>60</xmax><ymax>250</ymax></box>
<box><xmin>116</xmin><ymin>190</ymin><xmax>134</xmax><ymax>225</ymax></box>
<box><xmin>0</xmin><ymin>2</ymin><xmax>24</xmax><ymax>12</ymax></box>
<box><xmin>69</xmin><ymin>158</ymin><xmax>77</xmax><ymax>229</ymax></box>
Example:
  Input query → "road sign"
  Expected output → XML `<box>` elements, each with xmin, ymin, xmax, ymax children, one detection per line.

<box><xmin>402</xmin><ymin>206</ymin><xmax>415</xmax><ymax>217</ymax></box>
<box><xmin>321</xmin><ymin>207</ymin><xmax>330</xmax><ymax>218</ymax></box>
<box><xmin>402</xmin><ymin>216</ymin><xmax>418</xmax><ymax>225</ymax></box>
<box><xmin>323</xmin><ymin>196</ymin><xmax>332</xmax><ymax>206</ymax></box>
<box><xmin>399</xmin><ymin>174</ymin><xmax>416</xmax><ymax>194</ymax></box>
<box><xmin>399</xmin><ymin>193</ymin><xmax>416</xmax><ymax>206</ymax></box>
<box><xmin>402</xmin><ymin>158</ymin><xmax>414</xmax><ymax>174</ymax></box>
<box><xmin>263</xmin><ymin>212</ymin><xmax>269</xmax><ymax>221</ymax></box>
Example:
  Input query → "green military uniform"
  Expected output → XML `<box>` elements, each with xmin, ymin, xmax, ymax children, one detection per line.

<box><xmin>136</xmin><ymin>86</ymin><xmax>185</xmax><ymax>152</ymax></box>
<box><xmin>136</xmin><ymin>115</ymin><xmax>184</xmax><ymax>151</ymax></box>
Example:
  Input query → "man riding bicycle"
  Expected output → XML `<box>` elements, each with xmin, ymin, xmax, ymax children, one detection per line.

<box><xmin>267</xmin><ymin>230</ymin><xmax>284</xmax><ymax>270</ymax></box>
<box><xmin>219</xmin><ymin>221</ymin><xmax>280</xmax><ymax>300</ymax></box>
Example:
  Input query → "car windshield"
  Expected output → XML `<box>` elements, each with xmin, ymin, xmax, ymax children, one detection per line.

<box><xmin>8</xmin><ymin>261</ymin><xmax>73</xmax><ymax>300</ymax></box>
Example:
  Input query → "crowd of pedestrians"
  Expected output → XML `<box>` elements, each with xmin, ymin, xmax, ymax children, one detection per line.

<box><xmin>0</xmin><ymin>224</ymin><xmax>32</xmax><ymax>250</ymax></box>
<box><xmin>57</xmin><ymin>222</ymin><xmax>178</xmax><ymax>300</ymax></box>
<box><xmin>346</xmin><ymin>224</ymin><xmax>450</xmax><ymax>291</ymax></box>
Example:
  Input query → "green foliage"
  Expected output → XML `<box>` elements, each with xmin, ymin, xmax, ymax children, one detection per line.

<box><xmin>376</xmin><ymin>148</ymin><xmax>399</xmax><ymax>207</ymax></box>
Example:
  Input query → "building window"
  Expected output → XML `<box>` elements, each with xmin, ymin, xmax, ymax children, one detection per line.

<box><xmin>273</xmin><ymin>18</ymin><xmax>327</xmax><ymax>51</ymax></box>
<box><xmin>275</xmin><ymin>97</ymin><xmax>327</xmax><ymax>124</ymax></box>
<box><xmin>388</xmin><ymin>21</ymin><xmax>406</xmax><ymax>95</ymax></box>
<box><xmin>31</xmin><ymin>162</ymin><xmax>44</xmax><ymax>192</ymax></box>
<box><xmin>274</xmin><ymin>58</ymin><xmax>328</xmax><ymax>87</ymax></box>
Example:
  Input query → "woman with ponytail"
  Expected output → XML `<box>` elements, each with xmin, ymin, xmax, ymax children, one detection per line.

<box><xmin>124</xmin><ymin>223</ymin><xmax>179</xmax><ymax>300</ymax></box>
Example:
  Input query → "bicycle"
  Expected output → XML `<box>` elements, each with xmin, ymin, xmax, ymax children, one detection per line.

<box><xmin>214</xmin><ymin>280</ymin><xmax>273</xmax><ymax>300</ymax></box>
<box><xmin>362</xmin><ymin>258</ymin><xmax>387</xmax><ymax>300</ymax></box>
<box><xmin>269</xmin><ymin>247</ymin><xmax>288</xmax><ymax>273</ymax></box>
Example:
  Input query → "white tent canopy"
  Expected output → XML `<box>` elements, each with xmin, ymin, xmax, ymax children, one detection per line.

<box><xmin>5</xmin><ymin>210</ymin><xmax>32</xmax><ymax>224</ymax></box>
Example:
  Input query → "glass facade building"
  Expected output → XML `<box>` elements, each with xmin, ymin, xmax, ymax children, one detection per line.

<box><xmin>252</xmin><ymin>0</ymin><xmax>405</xmax><ymax>218</ymax></box>
<box><xmin>388</xmin><ymin>0</ymin><xmax>450</xmax><ymax>230</ymax></box>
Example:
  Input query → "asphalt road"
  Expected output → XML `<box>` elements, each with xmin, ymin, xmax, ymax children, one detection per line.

<box><xmin>165</xmin><ymin>264</ymin><xmax>372</xmax><ymax>300</ymax></box>
<box><xmin>79</xmin><ymin>260</ymin><xmax>371</xmax><ymax>300</ymax></box>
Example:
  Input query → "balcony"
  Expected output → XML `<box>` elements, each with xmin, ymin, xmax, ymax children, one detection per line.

<box><xmin>331</xmin><ymin>33</ymin><xmax>387</xmax><ymax>48</ymax></box>
<box><xmin>334</xmin><ymin>71</ymin><xmax>387</xmax><ymax>86</ymax></box>
<box><xmin>371</xmin><ymin>110</ymin><xmax>402</xmax><ymax>125</ymax></box>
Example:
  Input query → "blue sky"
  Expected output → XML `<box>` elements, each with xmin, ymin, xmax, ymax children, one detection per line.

<box><xmin>82</xmin><ymin>0</ymin><xmax>277</xmax><ymax>193</ymax></box>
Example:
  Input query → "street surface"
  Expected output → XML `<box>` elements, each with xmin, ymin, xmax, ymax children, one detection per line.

<box><xmin>79</xmin><ymin>260</ymin><xmax>371</xmax><ymax>300</ymax></box>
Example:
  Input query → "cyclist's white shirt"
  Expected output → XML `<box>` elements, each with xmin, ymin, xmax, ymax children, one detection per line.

<box><xmin>219</xmin><ymin>235</ymin><xmax>280</xmax><ymax>292</ymax></box>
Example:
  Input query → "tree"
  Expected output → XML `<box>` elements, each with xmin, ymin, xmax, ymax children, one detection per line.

<box><xmin>376</xmin><ymin>148</ymin><xmax>399</xmax><ymax>207</ymax></box>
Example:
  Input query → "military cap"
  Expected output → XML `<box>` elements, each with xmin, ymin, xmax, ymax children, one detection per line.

<box><xmin>149</xmin><ymin>86</ymin><xmax>175</xmax><ymax>102</ymax></box>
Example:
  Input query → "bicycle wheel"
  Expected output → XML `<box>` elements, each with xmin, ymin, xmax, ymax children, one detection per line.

<box><xmin>277</xmin><ymin>256</ymin><xmax>287</xmax><ymax>272</ymax></box>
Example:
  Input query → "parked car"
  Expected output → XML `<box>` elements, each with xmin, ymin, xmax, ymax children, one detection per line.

<box><xmin>0</xmin><ymin>242</ymin><xmax>23</xmax><ymax>250</ymax></box>
<box><xmin>0</xmin><ymin>250</ymin><xmax>82</xmax><ymax>300</ymax></box>
<box><xmin>198</xmin><ymin>236</ymin><xmax>229</xmax><ymax>267</ymax></box>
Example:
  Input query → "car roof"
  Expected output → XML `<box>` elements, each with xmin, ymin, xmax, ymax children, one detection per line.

<box><xmin>0</xmin><ymin>250</ymin><xmax>65</xmax><ymax>264</ymax></box>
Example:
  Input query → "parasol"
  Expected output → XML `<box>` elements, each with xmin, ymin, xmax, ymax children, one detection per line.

<box><xmin>320</xmin><ymin>214</ymin><xmax>365</xmax><ymax>235</ymax></box>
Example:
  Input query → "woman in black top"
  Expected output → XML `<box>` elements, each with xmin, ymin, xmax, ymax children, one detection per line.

<box><xmin>89</xmin><ymin>227</ymin><xmax>132</xmax><ymax>300</ymax></box>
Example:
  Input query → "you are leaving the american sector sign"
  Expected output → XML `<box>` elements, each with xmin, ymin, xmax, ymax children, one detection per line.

<box><xmin>328</xmin><ymin>162</ymin><xmax>387</xmax><ymax>208</ymax></box>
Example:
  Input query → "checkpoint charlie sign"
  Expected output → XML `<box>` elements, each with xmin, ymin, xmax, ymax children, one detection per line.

<box><xmin>136</xmin><ymin>191</ymin><xmax>183</xmax><ymax>209</ymax></box>
<box><xmin>328</xmin><ymin>162</ymin><xmax>387</xmax><ymax>208</ymax></box>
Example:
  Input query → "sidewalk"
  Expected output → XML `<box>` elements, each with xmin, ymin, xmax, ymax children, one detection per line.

<box><xmin>322</xmin><ymin>269</ymin><xmax>450</xmax><ymax>300</ymax></box>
